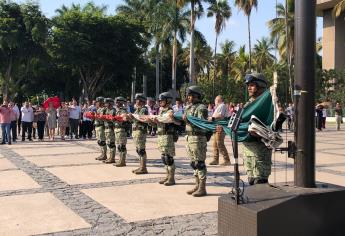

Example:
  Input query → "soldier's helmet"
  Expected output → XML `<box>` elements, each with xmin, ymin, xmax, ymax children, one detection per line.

<box><xmin>115</xmin><ymin>96</ymin><xmax>126</xmax><ymax>103</ymax></box>
<box><xmin>186</xmin><ymin>85</ymin><xmax>202</xmax><ymax>98</ymax></box>
<box><xmin>244</xmin><ymin>73</ymin><xmax>267</xmax><ymax>88</ymax></box>
<box><xmin>159</xmin><ymin>92</ymin><xmax>173</xmax><ymax>104</ymax></box>
<box><xmin>96</xmin><ymin>97</ymin><xmax>105</xmax><ymax>103</ymax></box>
<box><xmin>105</xmin><ymin>98</ymin><xmax>114</xmax><ymax>104</ymax></box>
<box><xmin>135</xmin><ymin>93</ymin><xmax>147</xmax><ymax>102</ymax></box>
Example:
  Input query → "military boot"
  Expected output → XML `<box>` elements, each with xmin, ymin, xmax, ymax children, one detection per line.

<box><xmin>159</xmin><ymin>166</ymin><xmax>169</xmax><ymax>184</ymax></box>
<box><xmin>209</xmin><ymin>157</ymin><xmax>219</xmax><ymax>165</ymax></box>
<box><xmin>186</xmin><ymin>176</ymin><xmax>199</xmax><ymax>195</ymax></box>
<box><xmin>192</xmin><ymin>178</ymin><xmax>207</xmax><ymax>197</ymax></box>
<box><xmin>164</xmin><ymin>165</ymin><xmax>175</xmax><ymax>186</ymax></box>
<box><xmin>103</xmin><ymin>150</ymin><xmax>115</xmax><ymax>164</ymax></box>
<box><xmin>135</xmin><ymin>156</ymin><xmax>148</xmax><ymax>175</ymax></box>
<box><xmin>95</xmin><ymin>153</ymin><xmax>107</xmax><ymax>161</ymax></box>
<box><xmin>115</xmin><ymin>154</ymin><xmax>126</xmax><ymax>167</ymax></box>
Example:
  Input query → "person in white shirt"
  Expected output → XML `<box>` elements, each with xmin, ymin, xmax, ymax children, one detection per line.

<box><xmin>21</xmin><ymin>101</ymin><xmax>34</xmax><ymax>141</ymax></box>
<box><xmin>322</xmin><ymin>107</ymin><xmax>327</xmax><ymax>129</ymax></box>
<box><xmin>207</xmin><ymin>95</ymin><xmax>230</xmax><ymax>165</ymax></box>
<box><xmin>68</xmin><ymin>99</ymin><xmax>81</xmax><ymax>139</ymax></box>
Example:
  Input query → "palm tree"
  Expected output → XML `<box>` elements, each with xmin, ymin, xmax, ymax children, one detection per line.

<box><xmin>219</xmin><ymin>40</ymin><xmax>236</xmax><ymax>78</ymax></box>
<box><xmin>177</xmin><ymin>0</ymin><xmax>206</xmax><ymax>84</ymax></box>
<box><xmin>158</xmin><ymin>1</ymin><xmax>189</xmax><ymax>97</ymax></box>
<box><xmin>207</xmin><ymin>0</ymin><xmax>231</xmax><ymax>97</ymax></box>
<box><xmin>182</xmin><ymin>31</ymin><xmax>213</xmax><ymax>82</ymax></box>
<box><xmin>117</xmin><ymin>0</ymin><xmax>159</xmax><ymax>98</ymax></box>
<box><xmin>231</xmin><ymin>45</ymin><xmax>249</xmax><ymax>81</ymax></box>
<box><xmin>253</xmin><ymin>37</ymin><xmax>275</xmax><ymax>72</ymax></box>
<box><xmin>268</xmin><ymin>0</ymin><xmax>294</xmax><ymax>99</ymax></box>
<box><xmin>333</xmin><ymin>0</ymin><xmax>345</xmax><ymax>18</ymax></box>
<box><xmin>234</xmin><ymin>0</ymin><xmax>258</xmax><ymax>72</ymax></box>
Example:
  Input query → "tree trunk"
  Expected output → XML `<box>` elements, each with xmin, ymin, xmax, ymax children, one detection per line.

<box><xmin>189</xmin><ymin>1</ymin><xmax>196</xmax><ymax>84</ymax></box>
<box><xmin>247</xmin><ymin>15</ymin><xmax>252</xmax><ymax>72</ymax></box>
<box><xmin>155</xmin><ymin>42</ymin><xmax>160</xmax><ymax>100</ymax></box>
<box><xmin>213</xmin><ymin>34</ymin><xmax>218</xmax><ymax>98</ymax></box>
<box><xmin>172</xmin><ymin>31</ymin><xmax>178</xmax><ymax>99</ymax></box>
<box><xmin>3</xmin><ymin>56</ymin><xmax>13</xmax><ymax>102</ymax></box>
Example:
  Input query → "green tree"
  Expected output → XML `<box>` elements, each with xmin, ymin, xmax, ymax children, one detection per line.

<box><xmin>253</xmin><ymin>37</ymin><xmax>275</xmax><ymax>72</ymax></box>
<box><xmin>231</xmin><ymin>45</ymin><xmax>249</xmax><ymax>81</ymax></box>
<box><xmin>234</xmin><ymin>0</ymin><xmax>258</xmax><ymax>72</ymax></box>
<box><xmin>51</xmin><ymin>3</ymin><xmax>146</xmax><ymax>100</ymax></box>
<box><xmin>0</xmin><ymin>1</ymin><xmax>48</xmax><ymax>101</ymax></box>
<box><xmin>177</xmin><ymin>0</ymin><xmax>207</xmax><ymax>83</ymax></box>
<box><xmin>218</xmin><ymin>40</ymin><xmax>236</xmax><ymax>78</ymax></box>
<box><xmin>207</xmin><ymin>0</ymin><xmax>231</xmax><ymax>97</ymax></box>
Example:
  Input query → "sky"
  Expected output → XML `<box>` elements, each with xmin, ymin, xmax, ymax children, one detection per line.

<box><xmin>15</xmin><ymin>0</ymin><xmax>323</xmax><ymax>52</ymax></box>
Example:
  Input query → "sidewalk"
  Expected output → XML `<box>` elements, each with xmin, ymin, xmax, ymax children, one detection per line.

<box><xmin>0</xmin><ymin>123</ymin><xmax>344</xmax><ymax>235</ymax></box>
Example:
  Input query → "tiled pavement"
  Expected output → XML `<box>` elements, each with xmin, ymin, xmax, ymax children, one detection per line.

<box><xmin>0</xmin><ymin>123</ymin><xmax>344</xmax><ymax>235</ymax></box>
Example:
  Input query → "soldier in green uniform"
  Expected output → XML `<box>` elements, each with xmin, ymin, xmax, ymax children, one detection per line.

<box><xmin>154</xmin><ymin>92</ymin><xmax>178</xmax><ymax>186</ymax></box>
<box><xmin>183</xmin><ymin>86</ymin><xmax>208</xmax><ymax>197</ymax></box>
<box><xmin>95</xmin><ymin>97</ymin><xmax>107</xmax><ymax>161</ymax></box>
<box><xmin>103</xmin><ymin>98</ymin><xmax>116</xmax><ymax>164</ymax></box>
<box><xmin>243</xmin><ymin>73</ymin><xmax>272</xmax><ymax>185</ymax></box>
<box><xmin>129</xmin><ymin>93</ymin><xmax>149</xmax><ymax>174</ymax></box>
<box><xmin>113</xmin><ymin>96</ymin><xmax>128</xmax><ymax>167</ymax></box>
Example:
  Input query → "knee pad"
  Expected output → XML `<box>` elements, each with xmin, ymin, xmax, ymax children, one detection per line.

<box><xmin>195</xmin><ymin>161</ymin><xmax>206</xmax><ymax>170</ymax></box>
<box><xmin>98</xmin><ymin>140</ymin><xmax>106</xmax><ymax>146</ymax></box>
<box><xmin>165</xmin><ymin>155</ymin><xmax>174</xmax><ymax>166</ymax></box>
<box><xmin>108</xmin><ymin>142</ymin><xmax>115</xmax><ymax>148</ymax></box>
<box><xmin>190</xmin><ymin>161</ymin><xmax>196</xmax><ymax>170</ymax></box>
<box><xmin>138</xmin><ymin>149</ymin><xmax>146</xmax><ymax>156</ymax></box>
<box><xmin>136</xmin><ymin>148</ymin><xmax>140</xmax><ymax>155</ymax></box>
<box><xmin>161</xmin><ymin>155</ymin><xmax>167</xmax><ymax>165</ymax></box>
<box><xmin>117</xmin><ymin>145</ymin><xmax>122</xmax><ymax>152</ymax></box>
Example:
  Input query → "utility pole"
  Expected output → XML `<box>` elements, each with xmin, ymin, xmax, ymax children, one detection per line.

<box><xmin>131</xmin><ymin>67</ymin><xmax>136</xmax><ymax>103</ymax></box>
<box><xmin>294</xmin><ymin>0</ymin><xmax>316</xmax><ymax>188</ymax></box>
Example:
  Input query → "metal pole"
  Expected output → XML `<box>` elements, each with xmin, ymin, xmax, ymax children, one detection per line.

<box><xmin>294</xmin><ymin>0</ymin><xmax>316</xmax><ymax>187</ymax></box>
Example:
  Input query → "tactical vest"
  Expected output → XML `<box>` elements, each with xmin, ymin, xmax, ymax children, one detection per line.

<box><xmin>157</xmin><ymin>107</ymin><xmax>175</xmax><ymax>135</ymax></box>
<box><xmin>184</xmin><ymin>102</ymin><xmax>208</xmax><ymax>135</ymax></box>
<box><xmin>132</xmin><ymin>106</ymin><xmax>148</xmax><ymax>131</ymax></box>
<box><xmin>114</xmin><ymin>107</ymin><xmax>128</xmax><ymax>129</ymax></box>
<box><xmin>95</xmin><ymin>107</ymin><xmax>106</xmax><ymax>127</ymax></box>
<box><xmin>104</xmin><ymin>107</ymin><xmax>116</xmax><ymax>128</ymax></box>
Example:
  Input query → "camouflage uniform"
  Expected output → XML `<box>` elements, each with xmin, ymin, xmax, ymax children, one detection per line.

<box><xmin>104</xmin><ymin>104</ymin><xmax>116</xmax><ymax>164</ymax></box>
<box><xmin>114</xmin><ymin>105</ymin><xmax>128</xmax><ymax>167</ymax></box>
<box><xmin>185</xmin><ymin>103</ymin><xmax>208</xmax><ymax>180</ymax></box>
<box><xmin>95</xmin><ymin>106</ymin><xmax>107</xmax><ymax>161</ymax></box>
<box><xmin>184</xmin><ymin>86</ymin><xmax>208</xmax><ymax>197</ymax></box>
<box><xmin>132</xmin><ymin>103</ymin><xmax>149</xmax><ymax>174</ymax></box>
<box><xmin>157</xmin><ymin>106</ymin><xmax>176</xmax><ymax>186</ymax></box>
<box><xmin>242</xmin><ymin>97</ymin><xmax>272</xmax><ymax>183</ymax></box>
<box><xmin>243</xmin><ymin>73</ymin><xmax>272</xmax><ymax>185</ymax></box>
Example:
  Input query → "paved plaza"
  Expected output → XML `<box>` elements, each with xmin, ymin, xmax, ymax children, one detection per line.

<box><xmin>0</xmin><ymin>123</ymin><xmax>344</xmax><ymax>235</ymax></box>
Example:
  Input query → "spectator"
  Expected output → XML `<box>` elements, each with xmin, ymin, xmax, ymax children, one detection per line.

<box><xmin>35</xmin><ymin>106</ymin><xmax>47</xmax><ymax>141</ymax></box>
<box><xmin>315</xmin><ymin>104</ymin><xmax>323</xmax><ymax>131</ymax></box>
<box><xmin>0</xmin><ymin>101</ymin><xmax>13</xmax><ymax>145</ymax></box>
<box><xmin>147</xmin><ymin>98</ymin><xmax>158</xmax><ymax>136</ymax></box>
<box><xmin>335</xmin><ymin>103</ymin><xmax>343</xmax><ymax>131</ymax></box>
<box><xmin>285</xmin><ymin>103</ymin><xmax>294</xmax><ymax>131</ymax></box>
<box><xmin>46</xmin><ymin>102</ymin><xmax>57</xmax><ymax>141</ymax></box>
<box><xmin>21</xmin><ymin>101</ymin><xmax>34</xmax><ymax>141</ymax></box>
<box><xmin>208</xmin><ymin>96</ymin><xmax>230</xmax><ymax>166</ymax></box>
<box><xmin>322</xmin><ymin>106</ymin><xmax>327</xmax><ymax>129</ymax></box>
<box><xmin>207</xmin><ymin>103</ymin><xmax>214</xmax><ymax>117</ymax></box>
<box><xmin>69</xmin><ymin>99</ymin><xmax>81</xmax><ymax>139</ymax></box>
<box><xmin>172</xmin><ymin>99</ymin><xmax>184</xmax><ymax>113</ymax></box>
<box><xmin>80</xmin><ymin>101</ymin><xmax>94</xmax><ymax>139</ymax></box>
<box><xmin>9</xmin><ymin>102</ymin><xmax>18</xmax><ymax>142</ymax></box>
<box><xmin>31</xmin><ymin>105</ymin><xmax>37</xmax><ymax>139</ymax></box>
<box><xmin>16</xmin><ymin>103</ymin><xmax>22</xmax><ymax>136</ymax></box>
<box><xmin>58</xmin><ymin>102</ymin><xmax>69</xmax><ymax>140</ymax></box>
